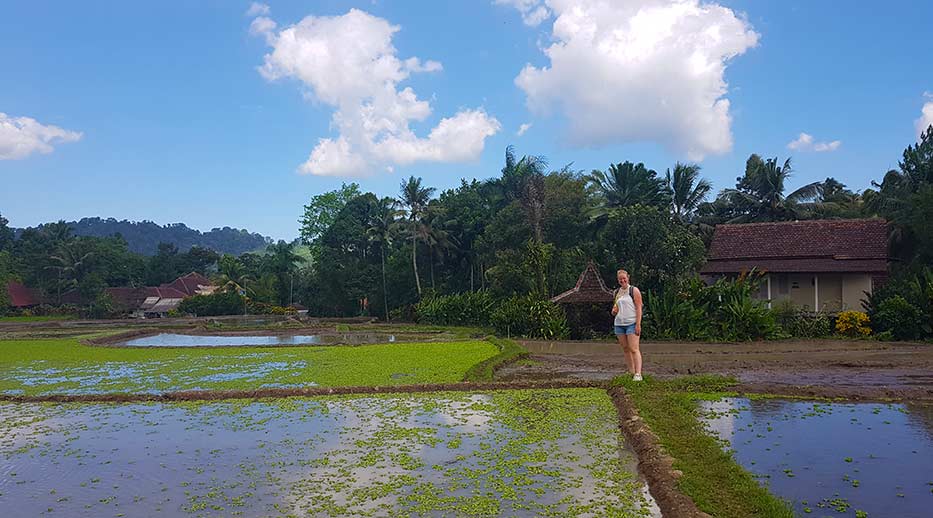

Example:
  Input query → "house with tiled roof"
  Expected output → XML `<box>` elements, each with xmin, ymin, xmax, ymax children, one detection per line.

<box><xmin>700</xmin><ymin>219</ymin><xmax>889</xmax><ymax>312</ymax></box>
<box><xmin>5</xmin><ymin>280</ymin><xmax>42</xmax><ymax>308</ymax></box>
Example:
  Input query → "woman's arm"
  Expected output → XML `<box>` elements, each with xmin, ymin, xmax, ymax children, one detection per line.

<box><xmin>634</xmin><ymin>287</ymin><xmax>643</xmax><ymax>335</ymax></box>
<box><xmin>611</xmin><ymin>288</ymin><xmax>619</xmax><ymax>315</ymax></box>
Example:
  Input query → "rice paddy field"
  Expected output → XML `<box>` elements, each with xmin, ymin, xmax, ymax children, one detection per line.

<box><xmin>3</xmin><ymin>324</ymin><xmax>931</xmax><ymax>517</ymax></box>
<box><xmin>0</xmin><ymin>336</ymin><xmax>498</xmax><ymax>396</ymax></box>
<box><xmin>0</xmin><ymin>389</ymin><xmax>658</xmax><ymax>517</ymax></box>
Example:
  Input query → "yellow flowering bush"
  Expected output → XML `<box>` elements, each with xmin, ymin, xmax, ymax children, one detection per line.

<box><xmin>835</xmin><ymin>310</ymin><xmax>871</xmax><ymax>337</ymax></box>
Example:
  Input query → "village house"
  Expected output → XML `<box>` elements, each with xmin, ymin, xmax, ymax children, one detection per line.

<box><xmin>700</xmin><ymin>219</ymin><xmax>889</xmax><ymax>312</ymax></box>
<box><xmin>5</xmin><ymin>272</ymin><xmax>216</xmax><ymax>318</ymax></box>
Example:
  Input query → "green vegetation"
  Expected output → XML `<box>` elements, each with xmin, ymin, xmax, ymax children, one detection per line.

<box><xmin>614</xmin><ymin>375</ymin><xmax>795</xmax><ymax>518</ymax></box>
<box><xmin>0</xmin><ymin>338</ymin><xmax>498</xmax><ymax>396</ymax></box>
<box><xmin>3</xmin><ymin>128</ymin><xmax>932</xmax><ymax>341</ymax></box>
<box><xmin>0</xmin><ymin>389</ymin><xmax>654</xmax><ymax>517</ymax></box>
<box><xmin>0</xmin><ymin>315</ymin><xmax>73</xmax><ymax>322</ymax></box>
<box><xmin>644</xmin><ymin>274</ymin><xmax>778</xmax><ymax>341</ymax></box>
<box><xmin>462</xmin><ymin>337</ymin><xmax>528</xmax><ymax>382</ymax></box>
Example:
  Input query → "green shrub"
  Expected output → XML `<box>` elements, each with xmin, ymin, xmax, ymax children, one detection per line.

<box><xmin>872</xmin><ymin>296</ymin><xmax>922</xmax><ymax>340</ymax></box>
<box><xmin>389</xmin><ymin>304</ymin><xmax>416</xmax><ymax>322</ymax></box>
<box><xmin>772</xmin><ymin>300</ymin><xmax>832</xmax><ymax>338</ymax></box>
<box><xmin>178</xmin><ymin>291</ymin><xmax>246</xmax><ymax>316</ymax></box>
<box><xmin>415</xmin><ymin>291</ymin><xmax>497</xmax><ymax>327</ymax></box>
<box><xmin>642</xmin><ymin>273</ymin><xmax>777</xmax><ymax>341</ymax></box>
<box><xmin>867</xmin><ymin>268</ymin><xmax>933</xmax><ymax>340</ymax></box>
<box><xmin>246</xmin><ymin>300</ymin><xmax>296</xmax><ymax>315</ymax></box>
<box><xmin>643</xmin><ymin>281</ymin><xmax>709</xmax><ymax>340</ymax></box>
<box><xmin>83</xmin><ymin>292</ymin><xmax>115</xmax><ymax>319</ymax></box>
<box><xmin>490</xmin><ymin>295</ymin><xmax>570</xmax><ymax>339</ymax></box>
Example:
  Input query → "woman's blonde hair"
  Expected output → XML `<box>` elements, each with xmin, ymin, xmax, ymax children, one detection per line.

<box><xmin>616</xmin><ymin>269</ymin><xmax>629</xmax><ymax>277</ymax></box>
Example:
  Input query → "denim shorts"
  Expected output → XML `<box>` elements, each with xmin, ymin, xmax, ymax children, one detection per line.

<box><xmin>614</xmin><ymin>323</ymin><xmax>636</xmax><ymax>335</ymax></box>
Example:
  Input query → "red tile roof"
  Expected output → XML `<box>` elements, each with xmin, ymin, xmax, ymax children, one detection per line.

<box><xmin>6</xmin><ymin>281</ymin><xmax>42</xmax><ymax>307</ymax></box>
<box><xmin>701</xmin><ymin>219</ymin><xmax>889</xmax><ymax>274</ymax></box>
<box><xmin>551</xmin><ymin>261</ymin><xmax>616</xmax><ymax>303</ymax></box>
<box><xmin>160</xmin><ymin>272</ymin><xmax>212</xmax><ymax>297</ymax></box>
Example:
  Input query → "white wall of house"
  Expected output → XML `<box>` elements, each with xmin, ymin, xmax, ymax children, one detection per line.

<box><xmin>758</xmin><ymin>273</ymin><xmax>872</xmax><ymax>312</ymax></box>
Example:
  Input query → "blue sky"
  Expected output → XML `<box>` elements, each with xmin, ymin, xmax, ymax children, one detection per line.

<box><xmin>2</xmin><ymin>0</ymin><xmax>931</xmax><ymax>241</ymax></box>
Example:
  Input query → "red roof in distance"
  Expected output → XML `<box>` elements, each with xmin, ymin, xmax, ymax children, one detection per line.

<box><xmin>6</xmin><ymin>281</ymin><xmax>41</xmax><ymax>307</ymax></box>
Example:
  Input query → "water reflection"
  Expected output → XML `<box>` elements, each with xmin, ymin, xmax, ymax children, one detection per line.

<box><xmin>700</xmin><ymin>397</ymin><xmax>933</xmax><ymax>518</ymax></box>
<box><xmin>0</xmin><ymin>390</ymin><xmax>658</xmax><ymax>517</ymax></box>
<box><xmin>123</xmin><ymin>333</ymin><xmax>397</xmax><ymax>347</ymax></box>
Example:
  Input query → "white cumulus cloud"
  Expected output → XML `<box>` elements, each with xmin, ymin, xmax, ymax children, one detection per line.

<box><xmin>494</xmin><ymin>0</ymin><xmax>552</xmax><ymax>26</ymax></box>
<box><xmin>513</xmin><ymin>0</ymin><xmax>758</xmax><ymax>160</ymax></box>
<box><xmin>0</xmin><ymin>112</ymin><xmax>82</xmax><ymax>160</ymax></box>
<box><xmin>251</xmin><ymin>8</ymin><xmax>500</xmax><ymax>177</ymax></box>
<box><xmin>517</xmin><ymin>122</ymin><xmax>532</xmax><ymax>136</ymax></box>
<box><xmin>916</xmin><ymin>92</ymin><xmax>933</xmax><ymax>139</ymax></box>
<box><xmin>787</xmin><ymin>132</ymin><xmax>841</xmax><ymax>152</ymax></box>
<box><xmin>245</xmin><ymin>2</ymin><xmax>270</xmax><ymax>17</ymax></box>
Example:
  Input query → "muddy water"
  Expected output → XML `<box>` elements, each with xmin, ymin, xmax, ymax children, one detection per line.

<box><xmin>0</xmin><ymin>389</ymin><xmax>659</xmax><ymax>517</ymax></box>
<box><xmin>700</xmin><ymin>397</ymin><xmax>933</xmax><ymax>517</ymax></box>
<box><xmin>122</xmin><ymin>333</ymin><xmax>397</xmax><ymax>347</ymax></box>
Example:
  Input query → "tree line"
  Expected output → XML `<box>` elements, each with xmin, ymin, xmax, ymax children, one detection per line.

<box><xmin>2</xmin><ymin>126</ymin><xmax>931</xmax><ymax>325</ymax></box>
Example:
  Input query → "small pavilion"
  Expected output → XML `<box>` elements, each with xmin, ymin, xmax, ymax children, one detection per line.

<box><xmin>551</xmin><ymin>261</ymin><xmax>616</xmax><ymax>338</ymax></box>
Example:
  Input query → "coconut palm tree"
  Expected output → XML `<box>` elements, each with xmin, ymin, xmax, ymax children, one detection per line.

<box><xmin>398</xmin><ymin>176</ymin><xmax>435</xmax><ymax>297</ymax></box>
<box><xmin>722</xmin><ymin>155</ymin><xmax>823</xmax><ymax>222</ymax></box>
<box><xmin>588</xmin><ymin>161</ymin><xmax>670</xmax><ymax>211</ymax></box>
<box><xmin>46</xmin><ymin>242</ymin><xmax>91</xmax><ymax>304</ymax></box>
<box><xmin>366</xmin><ymin>197</ymin><xmax>399</xmax><ymax>321</ymax></box>
<box><xmin>666</xmin><ymin>162</ymin><xmax>712</xmax><ymax>223</ymax></box>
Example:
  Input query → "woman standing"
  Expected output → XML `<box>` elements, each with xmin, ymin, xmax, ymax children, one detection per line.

<box><xmin>611</xmin><ymin>269</ymin><xmax>644</xmax><ymax>381</ymax></box>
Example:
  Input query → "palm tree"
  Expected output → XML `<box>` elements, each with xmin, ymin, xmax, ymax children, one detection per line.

<box><xmin>722</xmin><ymin>155</ymin><xmax>823</xmax><ymax>222</ymax></box>
<box><xmin>366</xmin><ymin>197</ymin><xmax>398</xmax><ymax>321</ymax></box>
<box><xmin>666</xmin><ymin>162</ymin><xmax>712</xmax><ymax>223</ymax></box>
<box><xmin>588</xmin><ymin>161</ymin><xmax>670</xmax><ymax>211</ymax></box>
<box><xmin>501</xmin><ymin>145</ymin><xmax>548</xmax><ymax>201</ymax></box>
<box><xmin>46</xmin><ymin>242</ymin><xmax>91</xmax><ymax>303</ymax></box>
<box><xmin>398</xmin><ymin>176</ymin><xmax>435</xmax><ymax>297</ymax></box>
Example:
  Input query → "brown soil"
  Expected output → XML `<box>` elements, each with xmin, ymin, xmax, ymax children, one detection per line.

<box><xmin>499</xmin><ymin>338</ymin><xmax>933</xmax><ymax>400</ymax></box>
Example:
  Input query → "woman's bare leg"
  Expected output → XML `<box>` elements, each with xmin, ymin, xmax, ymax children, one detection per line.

<box><xmin>616</xmin><ymin>334</ymin><xmax>633</xmax><ymax>373</ymax></box>
<box><xmin>629</xmin><ymin>333</ymin><xmax>642</xmax><ymax>375</ymax></box>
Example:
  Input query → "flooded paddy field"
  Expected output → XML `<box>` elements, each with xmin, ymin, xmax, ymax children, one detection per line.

<box><xmin>0</xmin><ymin>339</ymin><xmax>498</xmax><ymax>396</ymax></box>
<box><xmin>699</xmin><ymin>397</ymin><xmax>933</xmax><ymax>517</ymax></box>
<box><xmin>0</xmin><ymin>389</ymin><xmax>658</xmax><ymax>517</ymax></box>
<box><xmin>121</xmin><ymin>332</ymin><xmax>398</xmax><ymax>347</ymax></box>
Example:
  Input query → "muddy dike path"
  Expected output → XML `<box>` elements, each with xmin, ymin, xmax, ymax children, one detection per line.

<box><xmin>499</xmin><ymin>338</ymin><xmax>933</xmax><ymax>400</ymax></box>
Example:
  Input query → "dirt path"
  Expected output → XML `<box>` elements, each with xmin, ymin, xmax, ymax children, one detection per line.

<box><xmin>498</xmin><ymin>338</ymin><xmax>933</xmax><ymax>400</ymax></box>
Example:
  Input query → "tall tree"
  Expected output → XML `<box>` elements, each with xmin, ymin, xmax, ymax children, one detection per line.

<box><xmin>398</xmin><ymin>176</ymin><xmax>435</xmax><ymax>297</ymax></box>
<box><xmin>666</xmin><ymin>162</ymin><xmax>712</xmax><ymax>223</ymax></box>
<box><xmin>721</xmin><ymin>155</ymin><xmax>823</xmax><ymax>222</ymax></box>
<box><xmin>264</xmin><ymin>240</ymin><xmax>302</xmax><ymax>306</ymax></box>
<box><xmin>588</xmin><ymin>161</ymin><xmax>670</xmax><ymax>211</ymax></box>
<box><xmin>299</xmin><ymin>182</ymin><xmax>362</xmax><ymax>260</ymax></box>
<box><xmin>366</xmin><ymin>197</ymin><xmax>398</xmax><ymax>321</ymax></box>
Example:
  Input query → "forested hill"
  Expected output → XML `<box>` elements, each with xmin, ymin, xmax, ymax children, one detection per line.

<box><xmin>16</xmin><ymin>218</ymin><xmax>272</xmax><ymax>256</ymax></box>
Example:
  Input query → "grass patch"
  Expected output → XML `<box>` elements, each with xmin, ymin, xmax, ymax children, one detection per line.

<box><xmin>0</xmin><ymin>338</ymin><xmax>499</xmax><ymax>396</ymax></box>
<box><xmin>0</xmin><ymin>315</ymin><xmax>75</xmax><ymax>322</ymax></box>
<box><xmin>462</xmin><ymin>337</ymin><xmax>528</xmax><ymax>382</ymax></box>
<box><xmin>613</xmin><ymin>374</ymin><xmax>795</xmax><ymax>518</ymax></box>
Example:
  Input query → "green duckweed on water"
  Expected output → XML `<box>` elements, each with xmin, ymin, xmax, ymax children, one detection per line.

<box><xmin>0</xmin><ymin>388</ymin><xmax>658</xmax><ymax>517</ymax></box>
<box><xmin>0</xmin><ymin>338</ymin><xmax>498</xmax><ymax>395</ymax></box>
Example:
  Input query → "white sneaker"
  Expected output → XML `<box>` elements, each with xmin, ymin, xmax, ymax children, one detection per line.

<box><xmin>632</xmin><ymin>374</ymin><xmax>643</xmax><ymax>381</ymax></box>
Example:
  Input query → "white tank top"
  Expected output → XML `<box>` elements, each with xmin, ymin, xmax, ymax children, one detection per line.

<box><xmin>614</xmin><ymin>286</ymin><xmax>637</xmax><ymax>326</ymax></box>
